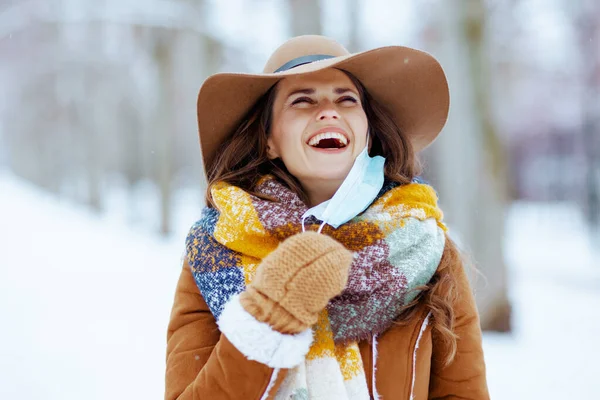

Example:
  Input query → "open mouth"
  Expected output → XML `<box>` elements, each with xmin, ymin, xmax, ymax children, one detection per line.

<box><xmin>307</xmin><ymin>132</ymin><xmax>349</xmax><ymax>149</ymax></box>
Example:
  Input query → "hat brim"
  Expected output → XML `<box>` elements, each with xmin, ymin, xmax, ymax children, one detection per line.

<box><xmin>196</xmin><ymin>46</ymin><xmax>449</xmax><ymax>173</ymax></box>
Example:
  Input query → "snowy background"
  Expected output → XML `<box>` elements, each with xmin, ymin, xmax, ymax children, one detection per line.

<box><xmin>2</xmin><ymin>170</ymin><xmax>599</xmax><ymax>399</ymax></box>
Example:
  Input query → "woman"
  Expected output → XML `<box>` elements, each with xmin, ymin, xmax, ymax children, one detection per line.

<box><xmin>165</xmin><ymin>35</ymin><xmax>489</xmax><ymax>400</ymax></box>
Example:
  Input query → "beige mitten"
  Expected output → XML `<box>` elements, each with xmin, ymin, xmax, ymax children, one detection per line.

<box><xmin>239</xmin><ymin>231</ymin><xmax>353</xmax><ymax>334</ymax></box>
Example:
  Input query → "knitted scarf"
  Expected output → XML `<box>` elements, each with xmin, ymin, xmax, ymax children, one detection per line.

<box><xmin>186</xmin><ymin>176</ymin><xmax>446</xmax><ymax>399</ymax></box>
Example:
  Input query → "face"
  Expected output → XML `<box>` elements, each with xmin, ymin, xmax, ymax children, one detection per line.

<box><xmin>268</xmin><ymin>68</ymin><xmax>369</xmax><ymax>188</ymax></box>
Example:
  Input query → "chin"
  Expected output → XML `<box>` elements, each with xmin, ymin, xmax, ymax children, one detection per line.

<box><xmin>307</xmin><ymin>165</ymin><xmax>352</xmax><ymax>182</ymax></box>
<box><xmin>287</xmin><ymin>157</ymin><xmax>354</xmax><ymax>184</ymax></box>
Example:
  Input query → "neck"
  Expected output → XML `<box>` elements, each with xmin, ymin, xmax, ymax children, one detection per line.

<box><xmin>302</xmin><ymin>178</ymin><xmax>342</xmax><ymax>207</ymax></box>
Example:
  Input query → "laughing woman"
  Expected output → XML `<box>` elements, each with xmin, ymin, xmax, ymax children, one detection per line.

<box><xmin>165</xmin><ymin>35</ymin><xmax>489</xmax><ymax>400</ymax></box>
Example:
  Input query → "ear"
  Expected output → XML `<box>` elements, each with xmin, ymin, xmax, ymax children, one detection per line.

<box><xmin>266</xmin><ymin>137</ymin><xmax>280</xmax><ymax>160</ymax></box>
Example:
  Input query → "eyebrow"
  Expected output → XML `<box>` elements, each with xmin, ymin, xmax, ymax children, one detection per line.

<box><xmin>287</xmin><ymin>88</ymin><xmax>315</xmax><ymax>97</ymax></box>
<box><xmin>334</xmin><ymin>88</ymin><xmax>356</xmax><ymax>95</ymax></box>
<box><xmin>286</xmin><ymin>87</ymin><xmax>358</xmax><ymax>98</ymax></box>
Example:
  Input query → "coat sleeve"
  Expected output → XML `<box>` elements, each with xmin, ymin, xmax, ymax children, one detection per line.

<box><xmin>164</xmin><ymin>261</ymin><xmax>312</xmax><ymax>400</ymax></box>
<box><xmin>428</xmin><ymin>260</ymin><xmax>490</xmax><ymax>400</ymax></box>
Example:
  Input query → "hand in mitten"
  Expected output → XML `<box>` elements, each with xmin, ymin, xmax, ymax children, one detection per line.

<box><xmin>239</xmin><ymin>231</ymin><xmax>353</xmax><ymax>334</ymax></box>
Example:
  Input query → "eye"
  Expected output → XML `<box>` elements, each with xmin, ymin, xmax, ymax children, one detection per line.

<box><xmin>291</xmin><ymin>96</ymin><xmax>314</xmax><ymax>105</ymax></box>
<box><xmin>338</xmin><ymin>96</ymin><xmax>358</xmax><ymax>104</ymax></box>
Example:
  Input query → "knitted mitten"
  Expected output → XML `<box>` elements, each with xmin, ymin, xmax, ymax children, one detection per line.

<box><xmin>239</xmin><ymin>231</ymin><xmax>353</xmax><ymax>334</ymax></box>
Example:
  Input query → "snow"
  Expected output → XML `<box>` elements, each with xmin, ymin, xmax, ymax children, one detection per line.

<box><xmin>1</xmin><ymin>170</ymin><xmax>599</xmax><ymax>399</ymax></box>
<box><xmin>484</xmin><ymin>202</ymin><xmax>600</xmax><ymax>398</ymax></box>
<box><xmin>0</xmin><ymin>171</ymin><xmax>184</xmax><ymax>399</ymax></box>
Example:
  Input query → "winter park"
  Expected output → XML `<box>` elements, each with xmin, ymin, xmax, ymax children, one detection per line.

<box><xmin>1</xmin><ymin>1</ymin><xmax>599</xmax><ymax>399</ymax></box>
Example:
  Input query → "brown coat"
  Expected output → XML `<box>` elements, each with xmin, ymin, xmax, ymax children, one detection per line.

<box><xmin>165</xmin><ymin>258</ymin><xmax>489</xmax><ymax>400</ymax></box>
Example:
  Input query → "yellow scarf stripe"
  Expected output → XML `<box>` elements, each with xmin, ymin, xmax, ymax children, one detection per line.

<box><xmin>239</xmin><ymin>255</ymin><xmax>261</xmax><ymax>286</ymax></box>
<box><xmin>334</xmin><ymin>343</ymin><xmax>365</xmax><ymax>381</ymax></box>
<box><xmin>212</xmin><ymin>182</ymin><xmax>279</xmax><ymax>259</ymax></box>
<box><xmin>306</xmin><ymin>309</ymin><xmax>336</xmax><ymax>360</ymax></box>
<box><xmin>306</xmin><ymin>309</ymin><xmax>364</xmax><ymax>380</ymax></box>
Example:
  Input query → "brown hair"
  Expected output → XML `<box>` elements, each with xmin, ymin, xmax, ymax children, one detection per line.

<box><xmin>205</xmin><ymin>70</ymin><xmax>459</xmax><ymax>366</ymax></box>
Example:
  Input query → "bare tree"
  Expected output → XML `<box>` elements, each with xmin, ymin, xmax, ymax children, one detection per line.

<box><xmin>573</xmin><ymin>0</ymin><xmax>600</xmax><ymax>230</ymax></box>
<box><xmin>288</xmin><ymin>0</ymin><xmax>322</xmax><ymax>36</ymax></box>
<box><xmin>347</xmin><ymin>0</ymin><xmax>361</xmax><ymax>52</ymax></box>
<box><xmin>0</xmin><ymin>0</ymin><xmax>235</xmax><ymax>235</ymax></box>
<box><xmin>421</xmin><ymin>0</ymin><xmax>511</xmax><ymax>331</ymax></box>
<box><xmin>151</xmin><ymin>29</ymin><xmax>176</xmax><ymax>235</ymax></box>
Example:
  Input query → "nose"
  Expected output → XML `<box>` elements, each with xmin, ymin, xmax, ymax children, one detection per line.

<box><xmin>316</xmin><ymin>104</ymin><xmax>340</xmax><ymax>121</ymax></box>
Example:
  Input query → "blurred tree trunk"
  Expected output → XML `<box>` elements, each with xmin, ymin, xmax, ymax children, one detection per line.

<box><xmin>152</xmin><ymin>29</ymin><xmax>175</xmax><ymax>236</ymax></box>
<box><xmin>288</xmin><ymin>0</ymin><xmax>322</xmax><ymax>36</ymax></box>
<box><xmin>347</xmin><ymin>0</ymin><xmax>360</xmax><ymax>52</ymax></box>
<box><xmin>463</xmin><ymin>0</ymin><xmax>511</xmax><ymax>332</ymax></box>
<box><xmin>576</xmin><ymin>1</ymin><xmax>600</xmax><ymax>231</ymax></box>
<box><xmin>119</xmin><ymin>28</ymin><xmax>145</xmax><ymax>195</ymax></box>
<box><xmin>85</xmin><ymin>103</ymin><xmax>103</xmax><ymax>212</ymax></box>
<box><xmin>423</xmin><ymin>0</ymin><xmax>511</xmax><ymax>331</ymax></box>
<box><xmin>84</xmin><ymin>25</ymin><xmax>103</xmax><ymax>212</ymax></box>
<box><xmin>121</xmin><ymin>105</ymin><xmax>144</xmax><ymax>188</ymax></box>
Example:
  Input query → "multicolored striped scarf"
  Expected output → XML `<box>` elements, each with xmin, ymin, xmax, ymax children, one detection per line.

<box><xmin>186</xmin><ymin>176</ymin><xmax>446</xmax><ymax>399</ymax></box>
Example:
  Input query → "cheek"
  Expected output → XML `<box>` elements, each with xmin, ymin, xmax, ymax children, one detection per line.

<box><xmin>269</xmin><ymin>124</ymin><xmax>302</xmax><ymax>163</ymax></box>
<box><xmin>269</xmin><ymin>129</ymin><xmax>283</xmax><ymax>151</ymax></box>
<box><xmin>274</xmin><ymin>115</ymin><xmax>306</xmax><ymax>150</ymax></box>
<box><xmin>348</xmin><ymin>112</ymin><xmax>369</xmax><ymax>144</ymax></box>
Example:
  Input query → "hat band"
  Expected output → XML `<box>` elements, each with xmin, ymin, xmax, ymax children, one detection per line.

<box><xmin>274</xmin><ymin>54</ymin><xmax>335</xmax><ymax>73</ymax></box>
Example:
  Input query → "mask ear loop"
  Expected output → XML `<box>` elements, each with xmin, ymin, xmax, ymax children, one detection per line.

<box><xmin>301</xmin><ymin>216</ymin><xmax>328</xmax><ymax>234</ymax></box>
<box><xmin>317</xmin><ymin>220</ymin><xmax>327</xmax><ymax>234</ymax></box>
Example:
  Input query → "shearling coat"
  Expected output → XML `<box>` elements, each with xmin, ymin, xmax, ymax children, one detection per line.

<box><xmin>164</xmin><ymin>256</ymin><xmax>489</xmax><ymax>400</ymax></box>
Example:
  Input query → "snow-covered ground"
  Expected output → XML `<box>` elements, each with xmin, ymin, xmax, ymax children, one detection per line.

<box><xmin>485</xmin><ymin>202</ymin><xmax>600</xmax><ymax>399</ymax></box>
<box><xmin>1</xmin><ymin>171</ymin><xmax>599</xmax><ymax>399</ymax></box>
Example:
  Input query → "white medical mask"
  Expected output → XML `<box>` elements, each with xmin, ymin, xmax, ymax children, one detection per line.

<box><xmin>301</xmin><ymin>146</ymin><xmax>386</xmax><ymax>233</ymax></box>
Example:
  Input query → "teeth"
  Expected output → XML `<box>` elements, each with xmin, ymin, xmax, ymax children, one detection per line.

<box><xmin>308</xmin><ymin>132</ymin><xmax>348</xmax><ymax>147</ymax></box>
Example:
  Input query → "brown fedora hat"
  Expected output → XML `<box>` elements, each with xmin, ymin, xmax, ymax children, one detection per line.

<box><xmin>196</xmin><ymin>35</ymin><xmax>449</xmax><ymax>173</ymax></box>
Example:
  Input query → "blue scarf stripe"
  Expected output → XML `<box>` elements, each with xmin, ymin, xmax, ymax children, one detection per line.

<box><xmin>185</xmin><ymin>210</ymin><xmax>245</xmax><ymax>318</ymax></box>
